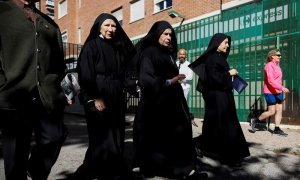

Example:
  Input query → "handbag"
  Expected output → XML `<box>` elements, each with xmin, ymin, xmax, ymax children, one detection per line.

<box><xmin>232</xmin><ymin>75</ymin><xmax>248</xmax><ymax>94</ymax></box>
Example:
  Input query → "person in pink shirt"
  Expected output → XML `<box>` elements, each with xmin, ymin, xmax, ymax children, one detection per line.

<box><xmin>251</xmin><ymin>49</ymin><xmax>290</xmax><ymax>136</ymax></box>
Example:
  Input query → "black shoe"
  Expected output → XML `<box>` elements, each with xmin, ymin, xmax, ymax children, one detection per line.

<box><xmin>226</xmin><ymin>161</ymin><xmax>243</xmax><ymax>168</ymax></box>
<box><xmin>184</xmin><ymin>171</ymin><xmax>208</xmax><ymax>180</ymax></box>
<box><xmin>250</xmin><ymin>118</ymin><xmax>257</xmax><ymax>132</ymax></box>
<box><xmin>55</xmin><ymin>172</ymin><xmax>83</xmax><ymax>180</ymax></box>
<box><xmin>273</xmin><ymin>128</ymin><xmax>288</xmax><ymax>136</ymax></box>
<box><xmin>140</xmin><ymin>169</ymin><xmax>155</xmax><ymax>178</ymax></box>
<box><xmin>195</xmin><ymin>146</ymin><xmax>204</xmax><ymax>158</ymax></box>
<box><xmin>56</xmin><ymin>175</ymin><xmax>76</xmax><ymax>180</ymax></box>
<box><xmin>221</xmin><ymin>159</ymin><xmax>243</xmax><ymax>168</ymax></box>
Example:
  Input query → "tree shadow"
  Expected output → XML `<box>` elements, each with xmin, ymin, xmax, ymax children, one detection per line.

<box><xmin>62</xmin><ymin>113</ymin><xmax>89</xmax><ymax>147</ymax></box>
<box><xmin>1</xmin><ymin>113</ymin><xmax>300</xmax><ymax>180</ymax></box>
<box><xmin>194</xmin><ymin>141</ymin><xmax>300</xmax><ymax>179</ymax></box>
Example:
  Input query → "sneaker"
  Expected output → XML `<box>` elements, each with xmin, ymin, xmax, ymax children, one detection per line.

<box><xmin>273</xmin><ymin>128</ymin><xmax>288</xmax><ymax>137</ymax></box>
<box><xmin>250</xmin><ymin>118</ymin><xmax>257</xmax><ymax>132</ymax></box>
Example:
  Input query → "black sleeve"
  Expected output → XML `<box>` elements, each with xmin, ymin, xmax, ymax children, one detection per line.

<box><xmin>205</xmin><ymin>56</ymin><xmax>232</xmax><ymax>90</ymax></box>
<box><xmin>138</xmin><ymin>49</ymin><xmax>165</xmax><ymax>94</ymax></box>
<box><xmin>77</xmin><ymin>42</ymin><xmax>98</xmax><ymax>103</ymax></box>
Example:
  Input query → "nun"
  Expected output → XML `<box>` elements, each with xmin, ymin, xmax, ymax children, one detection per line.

<box><xmin>68</xmin><ymin>13</ymin><xmax>136</xmax><ymax>180</ymax></box>
<box><xmin>189</xmin><ymin>33</ymin><xmax>250</xmax><ymax>166</ymax></box>
<box><xmin>133</xmin><ymin>21</ymin><xmax>206</xmax><ymax>179</ymax></box>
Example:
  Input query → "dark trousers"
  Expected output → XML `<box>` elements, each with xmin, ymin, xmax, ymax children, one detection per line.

<box><xmin>0</xmin><ymin>100</ymin><xmax>67</xmax><ymax>180</ymax></box>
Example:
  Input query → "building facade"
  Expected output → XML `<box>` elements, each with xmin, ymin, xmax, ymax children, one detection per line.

<box><xmin>38</xmin><ymin>0</ymin><xmax>300</xmax><ymax>124</ymax></box>
<box><xmin>39</xmin><ymin>0</ymin><xmax>252</xmax><ymax>44</ymax></box>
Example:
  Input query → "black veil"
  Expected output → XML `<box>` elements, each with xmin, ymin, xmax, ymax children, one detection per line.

<box><xmin>189</xmin><ymin>33</ymin><xmax>231</xmax><ymax>92</ymax></box>
<box><xmin>136</xmin><ymin>20</ymin><xmax>178</xmax><ymax>60</ymax></box>
<box><xmin>189</xmin><ymin>33</ymin><xmax>231</xmax><ymax>72</ymax></box>
<box><xmin>77</xmin><ymin>13</ymin><xmax>137</xmax><ymax>98</ymax></box>
<box><xmin>83</xmin><ymin>13</ymin><xmax>136</xmax><ymax>62</ymax></box>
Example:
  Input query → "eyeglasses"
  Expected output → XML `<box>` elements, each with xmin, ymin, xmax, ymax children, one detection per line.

<box><xmin>274</xmin><ymin>54</ymin><xmax>282</xmax><ymax>57</ymax></box>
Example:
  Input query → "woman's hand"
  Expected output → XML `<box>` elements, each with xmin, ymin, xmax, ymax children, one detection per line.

<box><xmin>94</xmin><ymin>98</ymin><xmax>106</xmax><ymax>111</ymax></box>
<box><xmin>66</xmin><ymin>98</ymin><xmax>74</xmax><ymax>105</ymax></box>
<box><xmin>171</xmin><ymin>74</ymin><xmax>186</xmax><ymax>84</ymax></box>
<box><xmin>282</xmin><ymin>87</ymin><xmax>290</xmax><ymax>93</ymax></box>
<box><xmin>229</xmin><ymin>69</ymin><xmax>238</xmax><ymax>76</ymax></box>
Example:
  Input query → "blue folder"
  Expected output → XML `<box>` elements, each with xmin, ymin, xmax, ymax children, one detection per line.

<box><xmin>232</xmin><ymin>75</ymin><xmax>248</xmax><ymax>94</ymax></box>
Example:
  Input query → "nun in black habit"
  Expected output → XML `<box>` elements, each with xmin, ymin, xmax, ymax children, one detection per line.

<box><xmin>189</xmin><ymin>33</ymin><xmax>250</xmax><ymax>166</ymax></box>
<box><xmin>133</xmin><ymin>21</ymin><xmax>205</xmax><ymax>179</ymax></box>
<box><xmin>69</xmin><ymin>13</ymin><xmax>136</xmax><ymax>180</ymax></box>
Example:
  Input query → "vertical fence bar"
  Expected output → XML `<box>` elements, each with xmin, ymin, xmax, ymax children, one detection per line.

<box><xmin>62</xmin><ymin>0</ymin><xmax>300</xmax><ymax>123</ymax></box>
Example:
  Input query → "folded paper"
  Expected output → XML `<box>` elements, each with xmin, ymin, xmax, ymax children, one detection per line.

<box><xmin>61</xmin><ymin>73</ymin><xmax>80</xmax><ymax>100</ymax></box>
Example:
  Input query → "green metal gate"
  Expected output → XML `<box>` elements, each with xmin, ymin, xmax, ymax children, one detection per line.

<box><xmin>174</xmin><ymin>0</ymin><xmax>300</xmax><ymax>123</ymax></box>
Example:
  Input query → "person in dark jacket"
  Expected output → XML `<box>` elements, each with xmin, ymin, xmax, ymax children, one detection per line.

<box><xmin>67</xmin><ymin>13</ymin><xmax>136</xmax><ymax>180</ymax></box>
<box><xmin>190</xmin><ymin>33</ymin><xmax>250</xmax><ymax>166</ymax></box>
<box><xmin>0</xmin><ymin>0</ymin><xmax>70</xmax><ymax>179</ymax></box>
<box><xmin>133</xmin><ymin>20</ymin><xmax>206</xmax><ymax>179</ymax></box>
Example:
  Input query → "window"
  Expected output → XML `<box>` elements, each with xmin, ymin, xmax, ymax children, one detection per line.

<box><xmin>47</xmin><ymin>12</ymin><xmax>54</xmax><ymax>19</ymax></box>
<box><xmin>58</xmin><ymin>0</ymin><xmax>67</xmax><ymax>19</ymax></box>
<box><xmin>61</xmin><ymin>31</ymin><xmax>68</xmax><ymax>43</ymax></box>
<box><xmin>45</xmin><ymin>0</ymin><xmax>54</xmax><ymax>8</ymax></box>
<box><xmin>130</xmin><ymin>0</ymin><xmax>144</xmax><ymax>22</ymax></box>
<box><xmin>78</xmin><ymin>0</ymin><xmax>81</xmax><ymax>8</ymax></box>
<box><xmin>154</xmin><ymin>0</ymin><xmax>172</xmax><ymax>13</ymax></box>
<box><xmin>112</xmin><ymin>8</ymin><xmax>123</xmax><ymax>26</ymax></box>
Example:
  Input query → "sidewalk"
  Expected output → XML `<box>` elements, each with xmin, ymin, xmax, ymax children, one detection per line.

<box><xmin>191</xmin><ymin>119</ymin><xmax>300</xmax><ymax>180</ymax></box>
<box><xmin>51</xmin><ymin>114</ymin><xmax>300</xmax><ymax>180</ymax></box>
<box><xmin>1</xmin><ymin>114</ymin><xmax>299</xmax><ymax>179</ymax></box>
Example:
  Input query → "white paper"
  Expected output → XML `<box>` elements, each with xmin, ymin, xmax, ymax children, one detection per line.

<box><xmin>61</xmin><ymin>73</ymin><xmax>80</xmax><ymax>100</ymax></box>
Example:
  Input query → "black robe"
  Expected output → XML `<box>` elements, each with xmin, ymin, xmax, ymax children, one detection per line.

<box><xmin>74</xmin><ymin>13</ymin><xmax>136</xmax><ymax>179</ymax></box>
<box><xmin>76</xmin><ymin>36</ymin><xmax>128</xmax><ymax>179</ymax></box>
<box><xmin>201</xmin><ymin>52</ymin><xmax>250</xmax><ymax>163</ymax></box>
<box><xmin>133</xmin><ymin>45</ymin><xmax>196</xmax><ymax>178</ymax></box>
<box><xmin>190</xmin><ymin>33</ymin><xmax>250</xmax><ymax>163</ymax></box>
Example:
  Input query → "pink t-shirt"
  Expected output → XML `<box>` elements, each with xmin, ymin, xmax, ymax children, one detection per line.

<box><xmin>263</xmin><ymin>60</ymin><xmax>284</xmax><ymax>94</ymax></box>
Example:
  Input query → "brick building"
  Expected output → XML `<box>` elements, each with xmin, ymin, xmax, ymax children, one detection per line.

<box><xmin>36</xmin><ymin>0</ymin><xmax>300</xmax><ymax>123</ymax></box>
<box><xmin>39</xmin><ymin>0</ymin><xmax>256</xmax><ymax>44</ymax></box>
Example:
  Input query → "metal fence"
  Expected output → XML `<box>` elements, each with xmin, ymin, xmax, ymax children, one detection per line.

<box><xmin>63</xmin><ymin>43</ymin><xmax>140</xmax><ymax>114</ymax></box>
<box><xmin>172</xmin><ymin>0</ymin><xmax>300</xmax><ymax>124</ymax></box>
<box><xmin>64</xmin><ymin>43</ymin><xmax>82</xmax><ymax>73</ymax></box>
<box><xmin>64</xmin><ymin>0</ymin><xmax>300</xmax><ymax>124</ymax></box>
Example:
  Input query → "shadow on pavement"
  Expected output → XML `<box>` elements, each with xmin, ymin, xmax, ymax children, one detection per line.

<box><xmin>1</xmin><ymin>112</ymin><xmax>300</xmax><ymax>179</ymax></box>
<box><xmin>62</xmin><ymin>113</ymin><xmax>88</xmax><ymax>147</ymax></box>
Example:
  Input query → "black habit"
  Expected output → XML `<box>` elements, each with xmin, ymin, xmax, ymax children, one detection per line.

<box><xmin>75</xmin><ymin>13</ymin><xmax>136</xmax><ymax>179</ymax></box>
<box><xmin>190</xmin><ymin>33</ymin><xmax>250</xmax><ymax>164</ymax></box>
<box><xmin>133</xmin><ymin>21</ymin><xmax>196</xmax><ymax>178</ymax></box>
